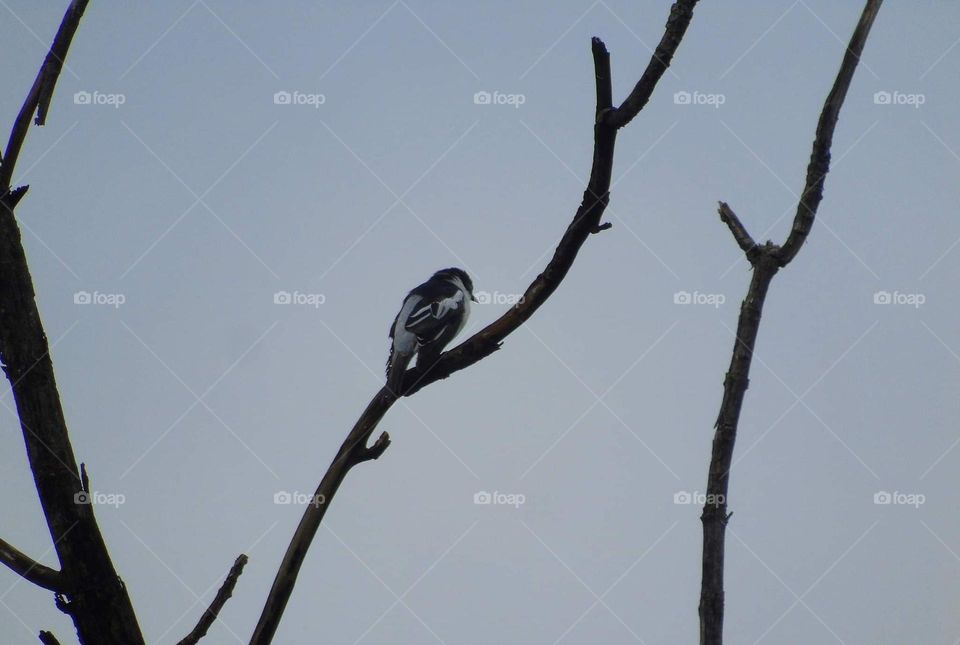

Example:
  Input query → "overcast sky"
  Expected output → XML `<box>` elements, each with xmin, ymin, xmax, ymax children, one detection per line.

<box><xmin>1</xmin><ymin>1</ymin><xmax>959</xmax><ymax>643</ymax></box>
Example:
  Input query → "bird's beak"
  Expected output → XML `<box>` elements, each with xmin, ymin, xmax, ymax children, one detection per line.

<box><xmin>470</xmin><ymin>293</ymin><xmax>478</xmax><ymax>302</ymax></box>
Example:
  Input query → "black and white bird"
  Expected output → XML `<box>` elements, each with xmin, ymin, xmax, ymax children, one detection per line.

<box><xmin>386</xmin><ymin>267</ymin><xmax>476</xmax><ymax>394</ymax></box>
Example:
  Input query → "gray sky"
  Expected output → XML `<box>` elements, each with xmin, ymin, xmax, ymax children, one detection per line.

<box><xmin>1</xmin><ymin>1</ymin><xmax>959</xmax><ymax>643</ymax></box>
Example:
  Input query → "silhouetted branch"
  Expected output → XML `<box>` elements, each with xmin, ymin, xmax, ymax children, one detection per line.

<box><xmin>177</xmin><ymin>555</ymin><xmax>249</xmax><ymax>645</ymax></box>
<box><xmin>698</xmin><ymin>2</ymin><xmax>883</xmax><ymax>644</ymax></box>
<box><xmin>0</xmin><ymin>0</ymin><xmax>89</xmax><ymax>192</ymax></box>
<box><xmin>0</xmin><ymin>2</ymin><xmax>147</xmax><ymax>643</ymax></box>
<box><xmin>0</xmin><ymin>537</ymin><xmax>62</xmax><ymax>591</ymax></box>
<box><xmin>249</xmin><ymin>3</ymin><xmax>701</xmax><ymax>643</ymax></box>
<box><xmin>38</xmin><ymin>631</ymin><xmax>62</xmax><ymax>645</ymax></box>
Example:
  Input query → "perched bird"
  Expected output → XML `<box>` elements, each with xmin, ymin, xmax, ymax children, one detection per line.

<box><xmin>386</xmin><ymin>267</ymin><xmax>476</xmax><ymax>394</ymax></box>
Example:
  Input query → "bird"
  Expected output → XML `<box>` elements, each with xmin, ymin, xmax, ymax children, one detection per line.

<box><xmin>386</xmin><ymin>267</ymin><xmax>476</xmax><ymax>395</ymax></box>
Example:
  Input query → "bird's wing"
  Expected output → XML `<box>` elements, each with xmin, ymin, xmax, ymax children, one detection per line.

<box><xmin>404</xmin><ymin>282</ymin><xmax>464</xmax><ymax>341</ymax></box>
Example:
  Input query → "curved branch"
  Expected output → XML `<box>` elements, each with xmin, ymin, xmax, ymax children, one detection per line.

<box><xmin>0</xmin><ymin>0</ymin><xmax>90</xmax><ymax>191</ymax></box>
<box><xmin>177</xmin><ymin>555</ymin><xmax>248</xmax><ymax>645</ymax></box>
<box><xmin>249</xmin><ymin>4</ymin><xmax>701</xmax><ymax>643</ymax></box>
<box><xmin>777</xmin><ymin>0</ymin><xmax>883</xmax><ymax>266</ymax></box>
<box><xmin>0</xmin><ymin>537</ymin><xmax>62</xmax><ymax>591</ymax></box>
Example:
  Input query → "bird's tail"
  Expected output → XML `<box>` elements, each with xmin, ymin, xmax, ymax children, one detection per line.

<box><xmin>386</xmin><ymin>351</ymin><xmax>412</xmax><ymax>396</ymax></box>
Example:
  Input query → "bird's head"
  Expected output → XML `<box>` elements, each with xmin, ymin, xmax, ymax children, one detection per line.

<box><xmin>434</xmin><ymin>267</ymin><xmax>476</xmax><ymax>301</ymax></box>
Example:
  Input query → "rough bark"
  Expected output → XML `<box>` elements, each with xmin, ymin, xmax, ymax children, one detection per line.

<box><xmin>0</xmin><ymin>1</ymin><xmax>146</xmax><ymax>643</ymax></box>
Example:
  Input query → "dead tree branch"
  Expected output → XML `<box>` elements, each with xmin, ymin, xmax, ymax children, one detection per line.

<box><xmin>249</xmin><ymin>2</ymin><xmax>700</xmax><ymax>643</ymax></box>
<box><xmin>0</xmin><ymin>1</ymin><xmax>146</xmax><ymax>643</ymax></box>
<box><xmin>698</xmin><ymin>2</ymin><xmax>883</xmax><ymax>644</ymax></box>
<box><xmin>38</xmin><ymin>631</ymin><xmax>62</xmax><ymax>645</ymax></box>
<box><xmin>177</xmin><ymin>554</ymin><xmax>249</xmax><ymax>645</ymax></box>
<box><xmin>0</xmin><ymin>536</ymin><xmax>62</xmax><ymax>592</ymax></box>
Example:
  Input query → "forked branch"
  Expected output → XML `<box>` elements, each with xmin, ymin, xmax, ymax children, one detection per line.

<box><xmin>250</xmin><ymin>2</ymin><xmax>701</xmax><ymax>643</ymax></box>
<box><xmin>698</xmin><ymin>2</ymin><xmax>883</xmax><ymax>644</ymax></box>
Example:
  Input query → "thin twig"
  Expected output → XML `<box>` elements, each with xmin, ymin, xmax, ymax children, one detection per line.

<box><xmin>177</xmin><ymin>555</ymin><xmax>249</xmax><ymax>645</ymax></box>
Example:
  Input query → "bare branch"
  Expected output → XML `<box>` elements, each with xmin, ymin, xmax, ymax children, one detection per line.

<box><xmin>717</xmin><ymin>202</ymin><xmax>756</xmax><ymax>257</ymax></box>
<box><xmin>250</xmin><ymin>4</ymin><xmax>701</xmax><ymax>643</ymax></box>
<box><xmin>777</xmin><ymin>0</ymin><xmax>883</xmax><ymax>266</ymax></box>
<box><xmin>177</xmin><ymin>555</ymin><xmax>249</xmax><ymax>645</ymax></box>
<box><xmin>0</xmin><ymin>0</ymin><xmax>90</xmax><ymax>191</ymax></box>
<box><xmin>699</xmin><ymin>2</ymin><xmax>883</xmax><ymax>643</ymax></box>
<box><xmin>0</xmin><ymin>2</ymin><xmax>146</xmax><ymax>642</ymax></box>
<box><xmin>0</xmin><ymin>537</ymin><xmax>62</xmax><ymax>592</ymax></box>
<box><xmin>38</xmin><ymin>631</ymin><xmax>62</xmax><ymax>645</ymax></box>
